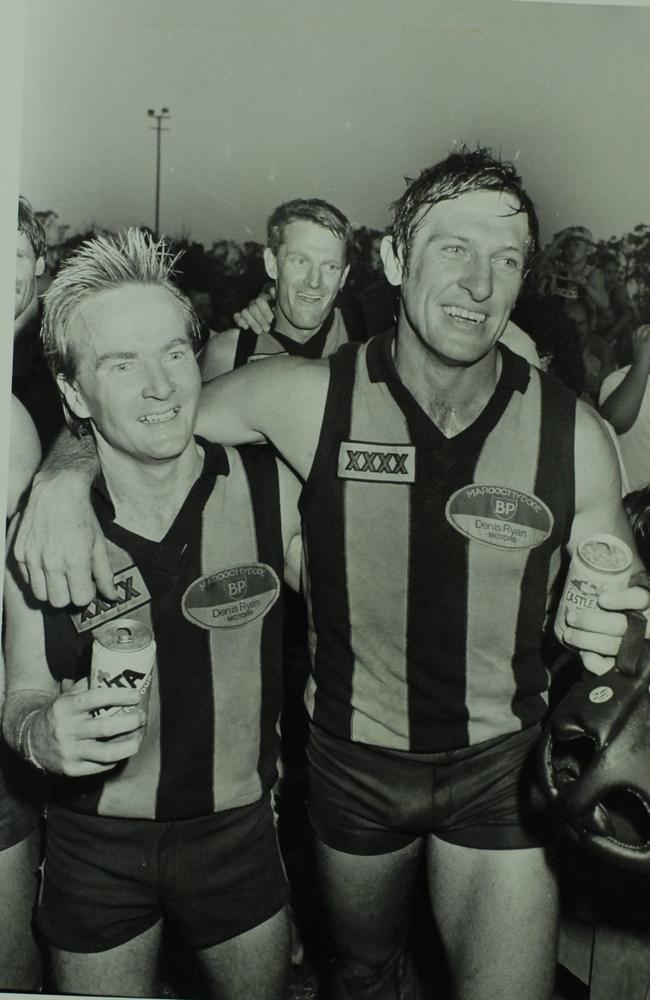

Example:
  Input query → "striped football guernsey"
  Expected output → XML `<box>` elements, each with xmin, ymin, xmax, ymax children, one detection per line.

<box><xmin>300</xmin><ymin>331</ymin><xmax>577</xmax><ymax>753</ymax></box>
<box><xmin>228</xmin><ymin>303</ymin><xmax>366</xmax><ymax>369</ymax></box>
<box><xmin>42</xmin><ymin>442</ymin><xmax>285</xmax><ymax>820</ymax></box>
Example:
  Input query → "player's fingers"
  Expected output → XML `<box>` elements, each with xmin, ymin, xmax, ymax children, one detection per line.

<box><xmin>562</xmin><ymin>626</ymin><xmax>622</xmax><ymax>659</ymax></box>
<box><xmin>233</xmin><ymin>310</ymin><xmax>250</xmax><ymax>330</ymax></box>
<box><xmin>564</xmin><ymin>607</ymin><xmax>628</xmax><ymax>637</ymax></box>
<box><xmin>73</xmin><ymin>686</ymin><xmax>143</xmax><ymax>713</ymax></box>
<box><xmin>91</xmin><ymin>538</ymin><xmax>119</xmax><ymax>602</ymax></box>
<box><xmin>579</xmin><ymin>651</ymin><xmax>616</xmax><ymax>676</ymax></box>
<box><xmin>81</xmin><ymin>732</ymin><xmax>144</xmax><ymax>765</ymax></box>
<box><xmin>42</xmin><ymin>565</ymin><xmax>74</xmax><ymax>609</ymax></box>
<box><xmin>259</xmin><ymin>300</ymin><xmax>275</xmax><ymax>326</ymax></box>
<box><xmin>598</xmin><ymin>585</ymin><xmax>650</xmax><ymax>613</ymax></box>
<box><xmin>19</xmin><ymin>563</ymin><xmax>49</xmax><ymax>603</ymax></box>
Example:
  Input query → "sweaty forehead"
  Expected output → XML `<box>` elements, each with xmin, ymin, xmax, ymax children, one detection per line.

<box><xmin>415</xmin><ymin>189</ymin><xmax>530</xmax><ymax>245</ymax></box>
<box><xmin>280</xmin><ymin>219</ymin><xmax>346</xmax><ymax>258</ymax></box>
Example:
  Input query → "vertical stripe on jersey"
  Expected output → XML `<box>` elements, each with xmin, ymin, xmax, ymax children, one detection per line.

<box><xmin>233</xmin><ymin>329</ymin><xmax>258</xmax><ymax>368</ymax></box>
<box><xmin>511</xmin><ymin>372</ymin><xmax>576</xmax><ymax>720</ymax></box>
<box><xmin>345</xmin><ymin>379</ymin><xmax>412</xmax><ymax>749</ymax></box>
<box><xmin>200</xmin><ymin>449</ymin><xmax>265</xmax><ymax>809</ymax></box>
<box><xmin>465</xmin><ymin>373</ymin><xmax>543</xmax><ymax>744</ymax></box>
<box><xmin>237</xmin><ymin>447</ymin><xmax>284</xmax><ymax>795</ymax></box>
<box><xmin>305</xmin><ymin>345</ymin><xmax>358</xmax><ymax>736</ymax></box>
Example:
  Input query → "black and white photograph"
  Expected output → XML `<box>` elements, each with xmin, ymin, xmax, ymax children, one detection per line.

<box><xmin>3</xmin><ymin>1</ymin><xmax>650</xmax><ymax>998</ymax></box>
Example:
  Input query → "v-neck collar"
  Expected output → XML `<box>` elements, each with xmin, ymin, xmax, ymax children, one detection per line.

<box><xmin>271</xmin><ymin>308</ymin><xmax>335</xmax><ymax>358</ymax></box>
<box><xmin>91</xmin><ymin>439</ymin><xmax>230</xmax><ymax>573</ymax></box>
<box><xmin>366</xmin><ymin>329</ymin><xmax>530</xmax><ymax>471</ymax></box>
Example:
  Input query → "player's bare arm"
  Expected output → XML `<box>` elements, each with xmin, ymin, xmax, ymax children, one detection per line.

<box><xmin>13</xmin><ymin>428</ymin><xmax>114</xmax><ymax>608</ymax></box>
<box><xmin>558</xmin><ymin>401</ymin><xmax>649</xmax><ymax>674</ymax></box>
<box><xmin>7</xmin><ymin>395</ymin><xmax>41</xmax><ymax>520</ymax></box>
<box><xmin>197</xmin><ymin>355</ymin><xmax>330</xmax><ymax>480</ymax></box>
<box><xmin>277</xmin><ymin>458</ymin><xmax>302</xmax><ymax>592</ymax></box>
<box><xmin>599</xmin><ymin>325</ymin><xmax>650</xmax><ymax>433</ymax></box>
<box><xmin>198</xmin><ymin>328</ymin><xmax>240</xmax><ymax>382</ymax></box>
<box><xmin>2</xmin><ymin>519</ymin><xmax>145</xmax><ymax>775</ymax></box>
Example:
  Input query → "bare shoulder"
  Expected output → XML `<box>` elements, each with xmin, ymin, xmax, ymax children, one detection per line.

<box><xmin>199</xmin><ymin>327</ymin><xmax>240</xmax><ymax>380</ymax></box>
<box><xmin>7</xmin><ymin>396</ymin><xmax>41</xmax><ymax>519</ymax></box>
<box><xmin>574</xmin><ymin>399</ymin><xmax>622</xmax><ymax>497</ymax></box>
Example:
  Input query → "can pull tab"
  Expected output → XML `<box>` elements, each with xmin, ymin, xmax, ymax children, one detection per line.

<box><xmin>115</xmin><ymin>627</ymin><xmax>134</xmax><ymax>645</ymax></box>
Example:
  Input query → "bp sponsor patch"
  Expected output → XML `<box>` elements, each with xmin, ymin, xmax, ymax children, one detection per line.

<box><xmin>445</xmin><ymin>484</ymin><xmax>553</xmax><ymax>550</ymax></box>
<box><xmin>337</xmin><ymin>441</ymin><xmax>416</xmax><ymax>483</ymax></box>
<box><xmin>71</xmin><ymin>566</ymin><xmax>151</xmax><ymax>633</ymax></box>
<box><xmin>182</xmin><ymin>562</ymin><xmax>280</xmax><ymax>629</ymax></box>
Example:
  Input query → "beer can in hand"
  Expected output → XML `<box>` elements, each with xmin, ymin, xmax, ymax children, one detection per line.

<box><xmin>556</xmin><ymin>533</ymin><xmax>633</xmax><ymax>642</ymax></box>
<box><xmin>90</xmin><ymin>618</ymin><xmax>156</xmax><ymax>725</ymax></box>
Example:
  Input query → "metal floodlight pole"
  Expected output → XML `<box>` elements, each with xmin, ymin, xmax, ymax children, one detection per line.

<box><xmin>147</xmin><ymin>107</ymin><xmax>171</xmax><ymax>238</ymax></box>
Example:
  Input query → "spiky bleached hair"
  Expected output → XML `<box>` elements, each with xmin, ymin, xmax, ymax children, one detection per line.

<box><xmin>41</xmin><ymin>227</ymin><xmax>202</xmax><ymax>381</ymax></box>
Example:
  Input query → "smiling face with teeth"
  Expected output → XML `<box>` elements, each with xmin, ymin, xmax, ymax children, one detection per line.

<box><xmin>382</xmin><ymin>189</ymin><xmax>530</xmax><ymax>370</ymax></box>
<box><xmin>263</xmin><ymin>220</ymin><xmax>350</xmax><ymax>340</ymax></box>
<box><xmin>58</xmin><ymin>283</ymin><xmax>202</xmax><ymax>466</ymax></box>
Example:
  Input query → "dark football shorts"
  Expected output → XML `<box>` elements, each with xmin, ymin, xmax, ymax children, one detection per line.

<box><xmin>37</xmin><ymin>795</ymin><xmax>289</xmax><ymax>953</ymax></box>
<box><xmin>0</xmin><ymin>743</ymin><xmax>40</xmax><ymax>850</ymax></box>
<box><xmin>307</xmin><ymin>722</ymin><xmax>557</xmax><ymax>855</ymax></box>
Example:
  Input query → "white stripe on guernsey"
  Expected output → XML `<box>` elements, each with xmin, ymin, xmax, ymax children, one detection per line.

<box><xmin>201</xmin><ymin>448</ymin><xmax>264</xmax><ymax>810</ymax></box>
<box><xmin>347</xmin><ymin>377</ymin><xmax>412</xmax><ymax>750</ymax></box>
<box><xmin>97</xmin><ymin>540</ymin><xmax>161</xmax><ymax>819</ymax></box>
<box><xmin>324</xmin><ymin>310</ymin><xmax>349</xmax><ymax>354</ymax></box>
<box><xmin>465</xmin><ymin>370</ymin><xmax>543</xmax><ymax>745</ymax></box>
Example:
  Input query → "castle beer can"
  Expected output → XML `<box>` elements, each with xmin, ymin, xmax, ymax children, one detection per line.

<box><xmin>90</xmin><ymin>618</ymin><xmax>156</xmax><ymax>722</ymax></box>
<box><xmin>556</xmin><ymin>533</ymin><xmax>633</xmax><ymax>642</ymax></box>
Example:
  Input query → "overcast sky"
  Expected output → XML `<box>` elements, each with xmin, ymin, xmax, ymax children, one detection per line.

<box><xmin>16</xmin><ymin>0</ymin><xmax>650</xmax><ymax>248</ymax></box>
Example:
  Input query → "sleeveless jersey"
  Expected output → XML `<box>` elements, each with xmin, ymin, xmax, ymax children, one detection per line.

<box><xmin>230</xmin><ymin>304</ymin><xmax>365</xmax><ymax>369</ymax></box>
<box><xmin>300</xmin><ymin>331</ymin><xmax>577</xmax><ymax>753</ymax></box>
<box><xmin>42</xmin><ymin>442</ymin><xmax>286</xmax><ymax>820</ymax></box>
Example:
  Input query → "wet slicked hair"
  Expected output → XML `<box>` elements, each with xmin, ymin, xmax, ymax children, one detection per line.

<box><xmin>18</xmin><ymin>195</ymin><xmax>47</xmax><ymax>259</ymax></box>
<box><xmin>42</xmin><ymin>227</ymin><xmax>202</xmax><ymax>382</ymax></box>
<box><xmin>267</xmin><ymin>198</ymin><xmax>353</xmax><ymax>262</ymax></box>
<box><xmin>390</xmin><ymin>146</ymin><xmax>539</xmax><ymax>275</ymax></box>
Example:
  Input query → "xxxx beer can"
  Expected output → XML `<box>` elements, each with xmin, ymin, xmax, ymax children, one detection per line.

<box><xmin>556</xmin><ymin>533</ymin><xmax>633</xmax><ymax>642</ymax></box>
<box><xmin>90</xmin><ymin>618</ymin><xmax>156</xmax><ymax>721</ymax></box>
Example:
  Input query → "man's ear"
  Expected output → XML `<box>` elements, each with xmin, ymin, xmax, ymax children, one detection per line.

<box><xmin>263</xmin><ymin>247</ymin><xmax>278</xmax><ymax>281</ymax></box>
<box><xmin>380</xmin><ymin>236</ymin><xmax>404</xmax><ymax>287</ymax></box>
<box><xmin>56</xmin><ymin>374</ymin><xmax>91</xmax><ymax>421</ymax></box>
<box><xmin>35</xmin><ymin>256</ymin><xmax>45</xmax><ymax>278</ymax></box>
<box><xmin>339</xmin><ymin>263</ymin><xmax>351</xmax><ymax>291</ymax></box>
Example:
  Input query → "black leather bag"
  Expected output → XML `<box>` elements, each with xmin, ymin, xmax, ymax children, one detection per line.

<box><xmin>539</xmin><ymin>609</ymin><xmax>650</xmax><ymax>870</ymax></box>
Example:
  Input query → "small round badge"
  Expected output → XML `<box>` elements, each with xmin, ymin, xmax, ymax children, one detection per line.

<box><xmin>589</xmin><ymin>686</ymin><xmax>614</xmax><ymax>704</ymax></box>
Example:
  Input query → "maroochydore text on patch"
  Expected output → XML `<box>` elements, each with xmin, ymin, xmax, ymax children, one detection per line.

<box><xmin>445</xmin><ymin>484</ymin><xmax>554</xmax><ymax>550</ymax></box>
<box><xmin>182</xmin><ymin>562</ymin><xmax>281</xmax><ymax>630</ymax></box>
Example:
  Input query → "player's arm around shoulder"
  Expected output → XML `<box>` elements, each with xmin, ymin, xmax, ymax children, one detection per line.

<box><xmin>198</xmin><ymin>328</ymin><xmax>239</xmax><ymax>382</ymax></box>
<box><xmin>198</xmin><ymin>355</ymin><xmax>330</xmax><ymax>481</ymax></box>
<box><xmin>559</xmin><ymin>400</ymin><xmax>649</xmax><ymax>674</ymax></box>
<box><xmin>7</xmin><ymin>395</ymin><xmax>41</xmax><ymax>519</ymax></box>
<box><xmin>277</xmin><ymin>458</ymin><xmax>302</xmax><ymax>592</ymax></box>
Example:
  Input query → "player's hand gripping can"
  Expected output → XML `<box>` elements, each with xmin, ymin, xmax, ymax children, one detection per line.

<box><xmin>90</xmin><ymin>618</ymin><xmax>156</xmax><ymax>727</ymax></box>
<box><xmin>556</xmin><ymin>533</ymin><xmax>633</xmax><ymax>643</ymax></box>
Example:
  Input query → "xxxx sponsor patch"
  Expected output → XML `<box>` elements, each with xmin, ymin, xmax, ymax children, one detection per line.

<box><xmin>337</xmin><ymin>441</ymin><xmax>415</xmax><ymax>483</ymax></box>
<box><xmin>182</xmin><ymin>562</ymin><xmax>281</xmax><ymax>630</ymax></box>
<box><xmin>445</xmin><ymin>484</ymin><xmax>554</xmax><ymax>550</ymax></box>
<box><xmin>71</xmin><ymin>566</ymin><xmax>151</xmax><ymax>633</ymax></box>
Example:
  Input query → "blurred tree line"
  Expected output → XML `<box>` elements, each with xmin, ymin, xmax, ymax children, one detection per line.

<box><xmin>41</xmin><ymin>212</ymin><xmax>650</xmax><ymax>331</ymax></box>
